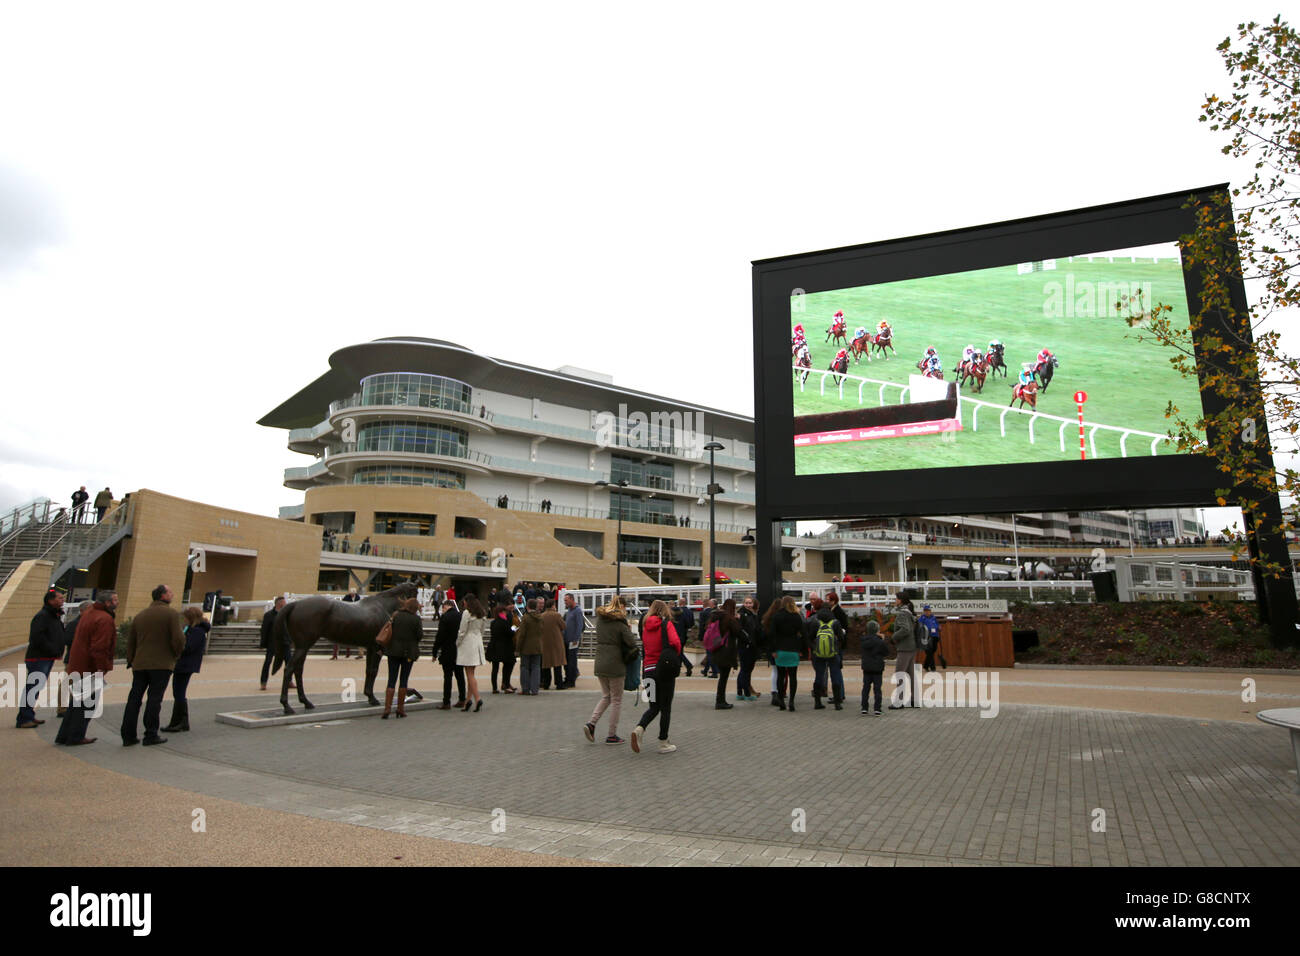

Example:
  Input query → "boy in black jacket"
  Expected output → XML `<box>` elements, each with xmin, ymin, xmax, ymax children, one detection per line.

<box><xmin>859</xmin><ymin>619</ymin><xmax>888</xmax><ymax>716</ymax></box>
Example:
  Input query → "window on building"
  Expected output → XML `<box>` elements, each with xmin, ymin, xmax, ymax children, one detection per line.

<box><xmin>352</xmin><ymin>466</ymin><xmax>466</xmax><ymax>488</ymax></box>
<box><xmin>359</xmin><ymin>372</ymin><xmax>473</xmax><ymax>414</ymax></box>
<box><xmin>454</xmin><ymin>516</ymin><xmax>486</xmax><ymax>540</ymax></box>
<box><xmin>610</xmin><ymin>454</ymin><xmax>674</xmax><ymax>491</ymax></box>
<box><xmin>311</xmin><ymin>511</ymin><xmax>355</xmax><ymax>534</ymax></box>
<box><xmin>374</xmin><ymin>512</ymin><xmax>436</xmax><ymax>536</ymax></box>
<box><xmin>356</xmin><ymin>420</ymin><xmax>469</xmax><ymax>458</ymax></box>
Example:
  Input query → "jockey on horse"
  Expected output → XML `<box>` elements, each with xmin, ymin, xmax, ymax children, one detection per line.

<box><xmin>827</xmin><ymin>311</ymin><xmax>847</xmax><ymax>343</ymax></box>
<box><xmin>959</xmin><ymin>343</ymin><xmax>979</xmax><ymax>376</ymax></box>
<box><xmin>1010</xmin><ymin>368</ymin><xmax>1038</xmax><ymax>409</ymax></box>
<box><xmin>1033</xmin><ymin>346</ymin><xmax>1058</xmax><ymax>390</ymax></box>
<box><xmin>985</xmin><ymin>339</ymin><xmax>1006</xmax><ymax>376</ymax></box>
<box><xmin>916</xmin><ymin>347</ymin><xmax>942</xmax><ymax>379</ymax></box>
<box><xmin>793</xmin><ymin>342</ymin><xmax>813</xmax><ymax>385</ymax></box>
<box><xmin>828</xmin><ymin>347</ymin><xmax>850</xmax><ymax>384</ymax></box>
<box><xmin>792</xmin><ymin>323</ymin><xmax>807</xmax><ymax>354</ymax></box>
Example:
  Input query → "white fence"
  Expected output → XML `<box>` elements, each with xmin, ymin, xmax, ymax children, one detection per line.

<box><xmin>794</xmin><ymin>364</ymin><xmax>1177</xmax><ymax>458</ymax></box>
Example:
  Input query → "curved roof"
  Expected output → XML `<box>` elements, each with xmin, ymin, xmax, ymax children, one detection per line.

<box><xmin>259</xmin><ymin>337</ymin><xmax>754</xmax><ymax>440</ymax></box>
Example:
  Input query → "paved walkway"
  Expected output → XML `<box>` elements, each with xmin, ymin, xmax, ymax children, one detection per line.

<box><xmin>4</xmin><ymin>654</ymin><xmax>1299</xmax><ymax>867</ymax></box>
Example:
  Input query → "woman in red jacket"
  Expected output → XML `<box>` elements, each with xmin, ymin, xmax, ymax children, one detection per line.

<box><xmin>631</xmin><ymin>599</ymin><xmax>681</xmax><ymax>755</ymax></box>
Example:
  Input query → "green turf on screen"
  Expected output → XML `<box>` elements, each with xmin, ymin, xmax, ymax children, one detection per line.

<box><xmin>791</xmin><ymin>257</ymin><xmax>1205</xmax><ymax>476</ymax></box>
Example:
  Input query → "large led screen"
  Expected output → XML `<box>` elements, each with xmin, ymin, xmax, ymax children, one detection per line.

<box><xmin>790</xmin><ymin>242</ymin><xmax>1206</xmax><ymax>475</ymax></box>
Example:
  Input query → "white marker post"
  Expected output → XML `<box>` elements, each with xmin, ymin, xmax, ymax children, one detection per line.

<box><xmin>1074</xmin><ymin>390</ymin><xmax>1088</xmax><ymax>460</ymax></box>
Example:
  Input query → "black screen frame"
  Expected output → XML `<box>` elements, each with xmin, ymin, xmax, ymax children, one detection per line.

<box><xmin>752</xmin><ymin>186</ymin><xmax>1244</xmax><ymax>522</ymax></box>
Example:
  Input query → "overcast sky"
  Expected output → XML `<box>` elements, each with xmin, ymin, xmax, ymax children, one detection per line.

<box><xmin>1</xmin><ymin>2</ymin><xmax>1290</xmax><ymax>533</ymax></box>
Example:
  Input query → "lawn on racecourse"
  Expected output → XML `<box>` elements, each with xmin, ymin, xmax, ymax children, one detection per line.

<box><xmin>792</xmin><ymin>256</ymin><xmax>1207</xmax><ymax>476</ymax></box>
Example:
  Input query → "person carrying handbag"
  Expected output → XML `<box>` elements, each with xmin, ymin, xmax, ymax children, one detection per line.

<box><xmin>630</xmin><ymin>600</ymin><xmax>681</xmax><ymax>755</ymax></box>
<box><xmin>583</xmin><ymin>595</ymin><xmax>637</xmax><ymax>745</ymax></box>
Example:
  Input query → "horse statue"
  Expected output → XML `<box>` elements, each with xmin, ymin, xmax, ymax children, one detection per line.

<box><xmin>1033</xmin><ymin>354</ymin><xmax>1059</xmax><ymax>392</ymax></box>
<box><xmin>828</xmin><ymin>352</ymin><xmax>850</xmax><ymax>387</ymax></box>
<box><xmin>958</xmin><ymin>353</ymin><xmax>988</xmax><ymax>393</ymax></box>
<box><xmin>985</xmin><ymin>344</ymin><xmax>1007</xmax><ymax>378</ymax></box>
<box><xmin>870</xmin><ymin>329</ymin><xmax>894</xmax><ymax>359</ymax></box>
<box><xmin>271</xmin><ymin>581</ymin><xmax>419</xmax><ymax>715</ymax></box>
<box><xmin>1010</xmin><ymin>379</ymin><xmax>1038</xmax><ymax>410</ymax></box>
<box><xmin>794</xmin><ymin>345</ymin><xmax>813</xmax><ymax>386</ymax></box>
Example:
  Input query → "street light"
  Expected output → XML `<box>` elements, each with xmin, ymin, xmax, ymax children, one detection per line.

<box><xmin>595</xmin><ymin>479</ymin><xmax>630</xmax><ymax>596</ymax></box>
<box><xmin>704</xmin><ymin>441</ymin><xmax>725</xmax><ymax>604</ymax></box>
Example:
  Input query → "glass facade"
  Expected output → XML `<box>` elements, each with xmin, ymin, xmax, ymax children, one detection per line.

<box><xmin>352</xmin><ymin>465</ymin><xmax>466</xmax><ymax>488</ymax></box>
<box><xmin>611</xmin><ymin>454</ymin><xmax>674</xmax><ymax>490</ymax></box>
<box><xmin>359</xmin><ymin>372</ymin><xmax>473</xmax><ymax>414</ymax></box>
<box><xmin>356</xmin><ymin>420</ymin><xmax>469</xmax><ymax>458</ymax></box>
<box><xmin>610</xmin><ymin>491</ymin><xmax>674</xmax><ymax>525</ymax></box>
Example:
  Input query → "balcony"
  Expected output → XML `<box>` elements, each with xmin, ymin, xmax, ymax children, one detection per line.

<box><xmin>323</xmin><ymin>442</ymin><xmax>492</xmax><ymax>478</ymax></box>
<box><xmin>287</xmin><ymin>418</ymin><xmax>335</xmax><ymax>454</ymax></box>
<box><xmin>327</xmin><ymin>395</ymin><xmax>495</xmax><ymax>434</ymax></box>
<box><xmin>489</xmin><ymin>412</ymin><xmax>755</xmax><ymax>472</ymax></box>
<box><xmin>283</xmin><ymin>460</ymin><xmax>336</xmax><ymax>490</ymax></box>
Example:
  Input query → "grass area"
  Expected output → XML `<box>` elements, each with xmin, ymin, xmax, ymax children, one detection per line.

<box><xmin>792</xmin><ymin>258</ymin><xmax>1206</xmax><ymax>475</ymax></box>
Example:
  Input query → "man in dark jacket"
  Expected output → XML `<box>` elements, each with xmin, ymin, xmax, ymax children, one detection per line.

<box><xmin>259</xmin><ymin>596</ymin><xmax>286</xmax><ymax>690</ymax></box>
<box><xmin>70</xmin><ymin>487</ymin><xmax>90</xmax><ymax>524</ymax></box>
<box><xmin>674</xmin><ymin>596</ymin><xmax>695</xmax><ymax>678</ymax></box>
<box><xmin>56</xmin><ymin>592</ymin><xmax>118</xmax><ymax>745</ymax></box>
<box><xmin>435</xmin><ymin>600</ymin><xmax>464</xmax><ymax>708</ymax></box>
<box><xmin>18</xmin><ymin>590</ymin><xmax>66</xmax><ymax>728</ymax></box>
<box><xmin>805</xmin><ymin>604</ymin><xmax>845</xmax><ymax>710</ymax></box>
<box><xmin>859</xmin><ymin>619</ymin><xmax>888</xmax><ymax>716</ymax></box>
<box><xmin>121</xmin><ymin>584</ymin><xmax>185</xmax><ymax>746</ymax></box>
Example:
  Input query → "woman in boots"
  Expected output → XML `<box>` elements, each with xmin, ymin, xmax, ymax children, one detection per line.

<box><xmin>456</xmin><ymin>593</ymin><xmax>489</xmax><ymax>711</ymax></box>
<box><xmin>763</xmin><ymin>596</ymin><xmax>807</xmax><ymax>711</ymax></box>
<box><xmin>382</xmin><ymin>596</ymin><xmax>422</xmax><ymax>718</ymax></box>
<box><xmin>487</xmin><ymin>603</ymin><xmax>517</xmax><ymax>693</ymax></box>
<box><xmin>164</xmin><ymin>607</ymin><xmax>208</xmax><ymax>733</ymax></box>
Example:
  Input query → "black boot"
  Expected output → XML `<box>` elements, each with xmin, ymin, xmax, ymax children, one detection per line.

<box><xmin>814</xmin><ymin>695</ymin><xmax>826</xmax><ymax>710</ymax></box>
<box><xmin>162</xmin><ymin>700</ymin><xmax>189</xmax><ymax>733</ymax></box>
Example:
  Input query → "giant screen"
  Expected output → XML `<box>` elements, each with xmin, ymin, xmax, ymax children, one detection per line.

<box><xmin>752</xmin><ymin>188</ymin><xmax>1241</xmax><ymax>522</ymax></box>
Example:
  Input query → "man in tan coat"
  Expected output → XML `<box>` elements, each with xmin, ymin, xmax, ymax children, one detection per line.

<box><xmin>120</xmin><ymin>584</ymin><xmax>185</xmax><ymax>746</ymax></box>
<box><xmin>539</xmin><ymin>600</ymin><xmax>567</xmax><ymax>690</ymax></box>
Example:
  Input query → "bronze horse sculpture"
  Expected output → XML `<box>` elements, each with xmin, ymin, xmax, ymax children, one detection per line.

<box><xmin>271</xmin><ymin>581</ymin><xmax>419</xmax><ymax>715</ymax></box>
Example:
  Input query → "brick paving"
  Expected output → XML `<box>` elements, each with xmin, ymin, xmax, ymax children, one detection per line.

<box><xmin>43</xmin><ymin>684</ymin><xmax>1300</xmax><ymax>866</ymax></box>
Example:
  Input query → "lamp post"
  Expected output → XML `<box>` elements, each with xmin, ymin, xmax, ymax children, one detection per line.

<box><xmin>704</xmin><ymin>441</ymin><xmax>725</xmax><ymax>604</ymax></box>
<box><xmin>595</xmin><ymin>479</ymin><xmax>630</xmax><ymax>597</ymax></box>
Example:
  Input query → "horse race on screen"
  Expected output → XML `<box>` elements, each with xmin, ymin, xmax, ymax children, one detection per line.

<box><xmin>789</xmin><ymin>243</ymin><xmax>1208</xmax><ymax>477</ymax></box>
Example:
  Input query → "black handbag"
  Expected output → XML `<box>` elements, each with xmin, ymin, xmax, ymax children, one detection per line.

<box><xmin>654</xmin><ymin>619</ymin><xmax>682</xmax><ymax>680</ymax></box>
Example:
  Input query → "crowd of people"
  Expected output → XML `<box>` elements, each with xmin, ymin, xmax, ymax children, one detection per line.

<box><xmin>19</xmin><ymin>579</ymin><xmax>935</xmax><ymax>756</ymax></box>
<box><xmin>19</xmin><ymin>583</ymin><xmax>208</xmax><ymax>746</ymax></box>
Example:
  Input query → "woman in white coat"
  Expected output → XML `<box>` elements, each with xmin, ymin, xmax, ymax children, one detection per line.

<box><xmin>456</xmin><ymin>593</ymin><xmax>490</xmax><ymax>711</ymax></box>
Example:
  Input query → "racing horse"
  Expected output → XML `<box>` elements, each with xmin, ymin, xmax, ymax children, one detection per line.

<box><xmin>958</xmin><ymin>353</ymin><xmax>988</xmax><ymax>393</ymax></box>
<box><xmin>1009</xmin><ymin>379</ymin><xmax>1038</xmax><ymax>410</ymax></box>
<box><xmin>827</xmin><ymin>351</ymin><xmax>850</xmax><ymax>387</ymax></box>
<box><xmin>849</xmin><ymin>334</ymin><xmax>872</xmax><ymax>363</ymax></box>
<box><xmin>985</xmin><ymin>344</ymin><xmax>1007</xmax><ymax>378</ymax></box>
<box><xmin>1033</xmin><ymin>355</ymin><xmax>1059</xmax><ymax>392</ymax></box>
<box><xmin>870</xmin><ymin>328</ymin><xmax>895</xmax><ymax>359</ymax></box>
<box><xmin>826</xmin><ymin>317</ymin><xmax>848</xmax><ymax>347</ymax></box>
<box><xmin>915</xmin><ymin>359</ymin><xmax>944</xmax><ymax>380</ymax></box>
<box><xmin>272</xmin><ymin>581</ymin><xmax>419</xmax><ymax>715</ymax></box>
<box><xmin>794</xmin><ymin>344</ymin><xmax>813</xmax><ymax>386</ymax></box>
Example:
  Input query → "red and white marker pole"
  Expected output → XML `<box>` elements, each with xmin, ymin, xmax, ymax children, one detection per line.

<box><xmin>1074</xmin><ymin>390</ymin><xmax>1088</xmax><ymax>460</ymax></box>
